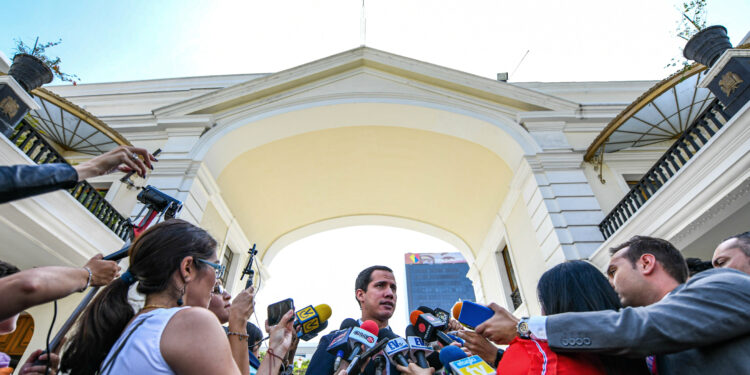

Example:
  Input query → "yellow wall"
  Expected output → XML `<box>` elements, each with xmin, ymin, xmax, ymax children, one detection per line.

<box><xmin>216</xmin><ymin>126</ymin><xmax>513</xmax><ymax>259</ymax></box>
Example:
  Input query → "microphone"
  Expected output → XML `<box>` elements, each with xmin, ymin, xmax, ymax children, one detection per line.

<box><xmin>410</xmin><ymin>310</ymin><xmax>457</xmax><ymax>346</ymax></box>
<box><xmin>451</xmin><ymin>301</ymin><xmax>494</xmax><ymax>329</ymax></box>
<box><xmin>405</xmin><ymin>324</ymin><xmax>432</xmax><ymax>368</ymax></box>
<box><xmin>345</xmin><ymin>320</ymin><xmax>379</xmax><ymax>362</ymax></box>
<box><xmin>294</xmin><ymin>304</ymin><xmax>332</xmax><ymax>340</ymax></box>
<box><xmin>333</xmin><ymin>350</ymin><xmax>345</xmax><ymax>372</ymax></box>
<box><xmin>384</xmin><ymin>337</ymin><xmax>411</xmax><ymax>367</ymax></box>
<box><xmin>340</xmin><ymin>318</ymin><xmax>360</xmax><ymax>329</ymax></box>
<box><xmin>447</xmin><ymin>355</ymin><xmax>495</xmax><ymax>375</ymax></box>
<box><xmin>439</xmin><ymin>345</ymin><xmax>467</xmax><ymax>375</ymax></box>
<box><xmin>346</xmin><ymin>330</ymin><xmax>390</xmax><ymax>375</ymax></box>
<box><xmin>417</xmin><ymin>306</ymin><xmax>436</xmax><ymax>315</ymax></box>
<box><xmin>434</xmin><ymin>307</ymin><xmax>451</xmax><ymax>323</ymax></box>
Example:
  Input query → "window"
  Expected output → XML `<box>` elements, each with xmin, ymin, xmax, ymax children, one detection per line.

<box><xmin>220</xmin><ymin>247</ymin><xmax>235</xmax><ymax>286</ymax></box>
<box><xmin>496</xmin><ymin>245</ymin><xmax>522</xmax><ymax>310</ymax></box>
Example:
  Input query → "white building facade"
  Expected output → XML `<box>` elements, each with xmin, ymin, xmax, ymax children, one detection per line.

<box><xmin>1</xmin><ymin>45</ymin><xmax>749</xmax><ymax>366</ymax></box>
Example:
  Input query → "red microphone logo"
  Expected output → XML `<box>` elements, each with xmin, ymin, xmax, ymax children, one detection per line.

<box><xmin>418</xmin><ymin>323</ymin><xmax>426</xmax><ymax>333</ymax></box>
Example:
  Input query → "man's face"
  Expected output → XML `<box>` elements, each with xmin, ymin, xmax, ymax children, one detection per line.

<box><xmin>607</xmin><ymin>248</ymin><xmax>651</xmax><ymax>307</ymax></box>
<box><xmin>713</xmin><ymin>238</ymin><xmax>750</xmax><ymax>275</ymax></box>
<box><xmin>357</xmin><ymin>270</ymin><xmax>397</xmax><ymax>322</ymax></box>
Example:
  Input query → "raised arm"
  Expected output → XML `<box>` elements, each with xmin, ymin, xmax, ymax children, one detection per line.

<box><xmin>546</xmin><ymin>269</ymin><xmax>750</xmax><ymax>357</ymax></box>
<box><xmin>0</xmin><ymin>254</ymin><xmax>119</xmax><ymax>320</ymax></box>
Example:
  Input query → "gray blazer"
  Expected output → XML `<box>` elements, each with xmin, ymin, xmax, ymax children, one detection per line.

<box><xmin>546</xmin><ymin>268</ymin><xmax>750</xmax><ymax>375</ymax></box>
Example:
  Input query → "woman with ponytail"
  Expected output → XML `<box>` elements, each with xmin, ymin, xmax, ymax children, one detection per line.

<box><xmin>60</xmin><ymin>219</ymin><xmax>270</xmax><ymax>375</ymax></box>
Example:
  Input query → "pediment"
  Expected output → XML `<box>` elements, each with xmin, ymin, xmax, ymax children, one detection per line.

<box><xmin>154</xmin><ymin>47</ymin><xmax>578</xmax><ymax>118</ymax></box>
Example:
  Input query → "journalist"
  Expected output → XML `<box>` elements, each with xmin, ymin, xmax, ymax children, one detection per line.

<box><xmin>475</xmin><ymin>236</ymin><xmax>750</xmax><ymax>375</ymax></box>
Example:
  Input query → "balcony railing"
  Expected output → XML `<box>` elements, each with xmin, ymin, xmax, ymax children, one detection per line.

<box><xmin>9</xmin><ymin>120</ymin><xmax>132</xmax><ymax>241</ymax></box>
<box><xmin>599</xmin><ymin>99</ymin><xmax>729</xmax><ymax>239</ymax></box>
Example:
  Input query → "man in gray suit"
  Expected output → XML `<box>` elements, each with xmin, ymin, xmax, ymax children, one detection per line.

<box><xmin>476</xmin><ymin>236</ymin><xmax>750</xmax><ymax>375</ymax></box>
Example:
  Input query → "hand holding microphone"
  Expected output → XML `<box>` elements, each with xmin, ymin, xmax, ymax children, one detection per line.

<box><xmin>395</xmin><ymin>362</ymin><xmax>436</xmax><ymax>375</ymax></box>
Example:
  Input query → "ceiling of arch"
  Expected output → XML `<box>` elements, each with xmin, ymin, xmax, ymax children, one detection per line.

<box><xmin>215</xmin><ymin>125</ymin><xmax>513</xmax><ymax>257</ymax></box>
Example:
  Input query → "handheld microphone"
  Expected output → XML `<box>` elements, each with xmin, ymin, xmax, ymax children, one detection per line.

<box><xmin>384</xmin><ymin>337</ymin><xmax>411</xmax><ymax>367</ymax></box>
<box><xmin>346</xmin><ymin>332</ymin><xmax>390</xmax><ymax>375</ymax></box>
<box><xmin>448</xmin><ymin>355</ymin><xmax>495</xmax><ymax>375</ymax></box>
<box><xmin>439</xmin><ymin>345</ymin><xmax>467</xmax><ymax>375</ymax></box>
<box><xmin>340</xmin><ymin>318</ymin><xmax>360</xmax><ymax>329</ymax></box>
<box><xmin>405</xmin><ymin>325</ymin><xmax>432</xmax><ymax>368</ymax></box>
<box><xmin>452</xmin><ymin>301</ymin><xmax>494</xmax><ymax>329</ymax></box>
<box><xmin>345</xmin><ymin>320</ymin><xmax>379</xmax><ymax>362</ymax></box>
<box><xmin>410</xmin><ymin>310</ymin><xmax>457</xmax><ymax>346</ymax></box>
<box><xmin>417</xmin><ymin>306</ymin><xmax>436</xmax><ymax>315</ymax></box>
<box><xmin>434</xmin><ymin>307</ymin><xmax>451</xmax><ymax>323</ymax></box>
<box><xmin>333</xmin><ymin>350</ymin><xmax>345</xmax><ymax>372</ymax></box>
<box><xmin>294</xmin><ymin>304</ymin><xmax>332</xmax><ymax>340</ymax></box>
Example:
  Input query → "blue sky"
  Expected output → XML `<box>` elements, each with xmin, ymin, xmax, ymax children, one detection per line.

<box><xmin>2</xmin><ymin>0</ymin><xmax>748</xmax><ymax>85</ymax></box>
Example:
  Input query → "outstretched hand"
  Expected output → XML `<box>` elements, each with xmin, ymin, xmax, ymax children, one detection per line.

<box><xmin>475</xmin><ymin>303</ymin><xmax>519</xmax><ymax>345</ymax></box>
<box><xmin>456</xmin><ymin>330</ymin><xmax>499</xmax><ymax>365</ymax></box>
<box><xmin>395</xmin><ymin>363</ymin><xmax>435</xmax><ymax>375</ymax></box>
<box><xmin>84</xmin><ymin>254</ymin><xmax>120</xmax><ymax>287</ymax></box>
<box><xmin>74</xmin><ymin>145</ymin><xmax>157</xmax><ymax>181</ymax></box>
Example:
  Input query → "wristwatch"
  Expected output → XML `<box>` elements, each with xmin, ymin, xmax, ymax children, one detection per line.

<box><xmin>517</xmin><ymin>317</ymin><xmax>531</xmax><ymax>339</ymax></box>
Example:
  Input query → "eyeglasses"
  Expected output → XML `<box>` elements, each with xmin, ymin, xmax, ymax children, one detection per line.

<box><xmin>197</xmin><ymin>258</ymin><xmax>226</xmax><ymax>279</ymax></box>
<box><xmin>213</xmin><ymin>283</ymin><xmax>226</xmax><ymax>295</ymax></box>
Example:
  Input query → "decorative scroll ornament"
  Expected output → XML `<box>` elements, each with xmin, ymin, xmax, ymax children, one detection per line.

<box><xmin>719</xmin><ymin>71</ymin><xmax>743</xmax><ymax>96</ymax></box>
<box><xmin>0</xmin><ymin>96</ymin><xmax>19</xmax><ymax>118</ymax></box>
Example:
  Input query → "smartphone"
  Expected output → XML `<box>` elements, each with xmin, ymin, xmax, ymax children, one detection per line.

<box><xmin>267</xmin><ymin>298</ymin><xmax>294</xmax><ymax>326</ymax></box>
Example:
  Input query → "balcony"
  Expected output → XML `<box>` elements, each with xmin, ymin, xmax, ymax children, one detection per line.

<box><xmin>8</xmin><ymin>120</ymin><xmax>131</xmax><ymax>240</ymax></box>
<box><xmin>598</xmin><ymin>99</ymin><xmax>728</xmax><ymax>238</ymax></box>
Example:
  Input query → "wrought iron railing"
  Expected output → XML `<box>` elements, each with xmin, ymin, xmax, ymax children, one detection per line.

<box><xmin>510</xmin><ymin>289</ymin><xmax>522</xmax><ymax>310</ymax></box>
<box><xmin>9</xmin><ymin>119</ymin><xmax>131</xmax><ymax>240</ymax></box>
<box><xmin>599</xmin><ymin>99</ymin><xmax>729</xmax><ymax>239</ymax></box>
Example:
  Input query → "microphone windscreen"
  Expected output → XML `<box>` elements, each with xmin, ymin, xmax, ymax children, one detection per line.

<box><xmin>340</xmin><ymin>318</ymin><xmax>359</xmax><ymax>330</ymax></box>
<box><xmin>360</xmin><ymin>320</ymin><xmax>379</xmax><ymax>336</ymax></box>
<box><xmin>452</xmin><ymin>302</ymin><xmax>463</xmax><ymax>319</ymax></box>
<box><xmin>405</xmin><ymin>324</ymin><xmax>417</xmax><ymax>337</ymax></box>
<box><xmin>409</xmin><ymin>310</ymin><xmax>424</xmax><ymax>325</ymax></box>
<box><xmin>315</xmin><ymin>304</ymin><xmax>332</xmax><ymax>322</ymax></box>
<box><xmin>439</xmin><ymin>345</ymin><xmax>467</xmax><ymax>369</ymax></box>
<box><xmin>417</xmin><ymin>306</ymin><xmax>435</xmax><ymax>314</ymax></box>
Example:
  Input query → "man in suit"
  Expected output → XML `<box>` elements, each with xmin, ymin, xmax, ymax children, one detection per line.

<box><xmin>712</xmin><ymin>231</ymin><xmax>750</xmax><ymax>274</ymax></box>
<box><xmin>475</xmin><ymin>236</ymin><xmax>750</xmax><ymax>375</ymax></box>
<box><xmin>306</xmin><ymin>265</ymin><xmax>398</xmax><ymax>375</ymax></box>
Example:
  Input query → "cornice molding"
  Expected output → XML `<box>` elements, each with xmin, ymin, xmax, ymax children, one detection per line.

<box><xmin>153</xmin><ymin>47</ymin><xmax>577</xmax><ymax>118</ymax></box>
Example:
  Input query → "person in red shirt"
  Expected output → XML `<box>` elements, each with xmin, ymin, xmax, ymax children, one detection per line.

<box><xmin>496</xmin><ymin>261</ymin><xmax>649</xmax><ymax>375</ymax></box>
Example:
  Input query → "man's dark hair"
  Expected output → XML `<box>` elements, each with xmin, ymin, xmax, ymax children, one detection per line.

<box><xmin>609</xmin><ymin>236</ymin><xmax>688</xmax><ymax>283</ymax></box>
<box><xmin>354</xmin><ymin>265</ymin><xmax>393</xmax><ymax>306</ymax></box>
<box><xmin>0</xmin><ymin>260</ymin><xmax>20</xmax><ymax>279</ymax></box>
<box><xmin>685</xmin><ymin>257</ymin><xmax>713</xmax><ymax>276</ymax></box>
<box><xmin>246</xmin><ymin>322</ymin><xmax>263</xmax><ymax>349</ymax></box>
<box><xmin>723</xmin><ymin>231</ymin><xmax>750</xmax><ymax>257</ymax></box>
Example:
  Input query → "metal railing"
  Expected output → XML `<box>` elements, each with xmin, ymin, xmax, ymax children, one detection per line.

<box><xmin>510</xmin><ymin>288</ymin><xmax>522</xmax><ymax>310</ymax></box>
<box><xmin>599</xmin><ymin>99</ymin><xmax>729</xmax><ymax>239</ymax></box>
<box><xmin>9</xmin><ymin>119</ymin><xmax>131</xmax><ymax>240</ymax></box>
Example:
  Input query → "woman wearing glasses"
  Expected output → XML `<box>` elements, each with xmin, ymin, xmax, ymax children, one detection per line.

<box><xmin>60</xmin><ymin>220</ymin><xmax>295</xmax><ymax>375</ymax></box>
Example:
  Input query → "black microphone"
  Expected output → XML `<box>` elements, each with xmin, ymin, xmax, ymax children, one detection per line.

<box><xmin>347</xmin><ymin>329</ymin><xmax>390</xmax><ymax>375</ymax></box>
<box><xmin>412</xmin><ymin>311</ymin><xmax>456</xmax><ymax>346</ymax></box>
<box><xmin>340</xmin><ymin>318</ymin><xmax>359</xmax><ymax>329</ymax></box>
<box><xmin>406</xmin><ymin>324</ymin><xmax>432</xmax><ymax>368</ymax></box>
